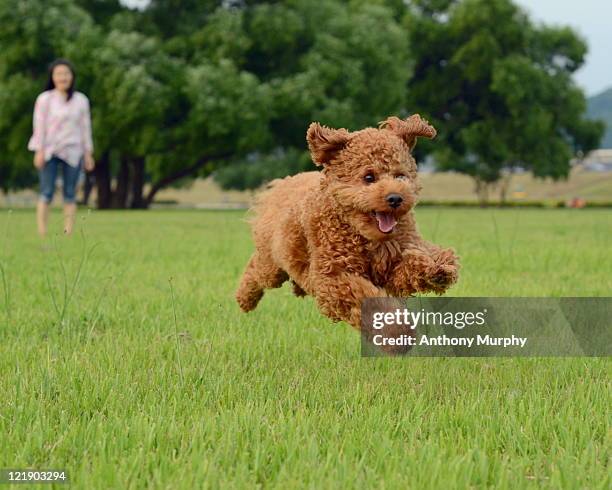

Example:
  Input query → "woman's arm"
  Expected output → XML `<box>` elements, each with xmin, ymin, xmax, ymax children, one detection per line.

<box><xmin>81</xmin><ymin>96</ymin><xmax>95</xmax><ymax>171</ymax></box>
<box><xmin>28</xmin><ymin>93</ymin><xmax>47</xmax><ymax>169</ymax></box>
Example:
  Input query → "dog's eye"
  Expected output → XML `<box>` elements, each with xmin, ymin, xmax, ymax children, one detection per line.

<box><xmin>364</xmin><ymin>173</ymin><xmax>376</xmax><ymax>184</ymax></box>
<box><xmin>395</xmin><ymin>174</ymin><xmax>407</xmax><ymax>181</ymax></box>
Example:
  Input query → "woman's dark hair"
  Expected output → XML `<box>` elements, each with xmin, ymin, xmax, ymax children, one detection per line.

<box><xmin>45</xmin><ymin>58</ymin><xmax>76</xmax><ymax>100</ymax></box>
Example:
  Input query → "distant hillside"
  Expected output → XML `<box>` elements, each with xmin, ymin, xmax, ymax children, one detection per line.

<box><xmin>587</xmin><ymin>87</ymin><xmax>612</xmax><ymax>148</ymax></box>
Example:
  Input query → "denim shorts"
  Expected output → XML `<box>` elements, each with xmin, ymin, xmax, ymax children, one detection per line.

<box><xmin>39</xmin><ymin>156</ymin><xmax>82</xmax><ymax>204</ymax></box>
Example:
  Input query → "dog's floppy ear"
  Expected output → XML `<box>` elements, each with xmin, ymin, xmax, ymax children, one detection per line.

<box><xmin>307</xmin><ymin>122</ymin><xmax>350</xmax><ymax>166</ymax></box>
<box><xmin>379</xmin><ymin>114</ymin><xmax>436</xmax><ymax>151</ymax></box>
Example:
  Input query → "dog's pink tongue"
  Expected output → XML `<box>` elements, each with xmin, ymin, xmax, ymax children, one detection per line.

<box><xmin>375</xmin><ymin>212</ymin><xmax>397</xmax><ymax>233</ymax></box>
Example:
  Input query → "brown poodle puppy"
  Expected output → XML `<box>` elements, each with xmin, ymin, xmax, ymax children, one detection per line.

<box><xmin>236</xmin><ymin>115</ymin><xmax>459</xmax><ymax>331</ymax></box>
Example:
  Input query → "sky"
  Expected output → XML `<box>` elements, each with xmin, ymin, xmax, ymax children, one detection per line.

<box><xmin>514</xmin><ymin>0</ymin><xmax>611</xmax><ymax>96</ymax></box>
<box><xmin>121</xmin><ymin>0</ymin><xmax>611</xmax><ymax>97</ymax></box>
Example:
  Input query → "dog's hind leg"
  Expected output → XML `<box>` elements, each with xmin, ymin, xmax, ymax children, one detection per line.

<box><xmin>236</xmin><ymin>252</ymin><xmax>288</xmax><ymax>312</ymax></box>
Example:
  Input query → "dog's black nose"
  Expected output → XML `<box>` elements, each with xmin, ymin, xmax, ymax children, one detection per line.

<box><xmin>386</xmin><ymin>194</ymin><xmax>403</xmax><ymax>208</ymax></box>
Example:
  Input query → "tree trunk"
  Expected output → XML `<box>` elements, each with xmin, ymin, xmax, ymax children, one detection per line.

<box><xmin>475</xmin><ymin>179</ymin><xmax>490</xmax><ymax>207</ymax></box>
<box><xmin>130</xmin><ymin>156</ymin><xmax>146</xmax><ymax>209</ymax></box>
<box><xmin>145</xmin><ymin>152</ymin><xmax>231</xmax><ymax>207</ymax></box>
<box><xmin>94</xmin><ymin>150</ymin><xmax>112</xmax><ymax>209</ymax></box>
<box><xmin>112</xmin><ymin>155</ymin><xmax>130</xmax><ymax>209</ymax></box>
<box><xmin>498</xmin><ymin>170</ymin><xmax>513</xmax><ymax>204</ymax></box>
<box><xmin>81</xmin><ymin>172</ymin><xmax>94</xmax><ymax>207</ymax></box>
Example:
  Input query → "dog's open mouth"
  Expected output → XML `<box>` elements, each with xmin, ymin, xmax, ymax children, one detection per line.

<box><xmin>372</xmin><ymin>211</ymin><xmax>397</xmax><ymax>234</ymax></box>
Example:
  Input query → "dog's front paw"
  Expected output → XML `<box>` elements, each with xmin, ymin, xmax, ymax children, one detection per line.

<box><xmin>426</xmin><ymin>249</ymin><xmax>459</xmax><ymax>293</ymax></box>
<box><xmin>391</xmin><ymin>248</ymin><xmax>459</xmax><ymax>295</ymax></box>
<box><xmin>361</xmin><ymin>297</ymin><xmax>416</xmax><ymax>356</ymax></box>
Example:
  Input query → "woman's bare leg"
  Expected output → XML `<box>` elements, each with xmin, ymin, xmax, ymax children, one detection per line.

<box><xmin>36</xmin><ymin>200</ymin><xmax>49</xmax><ymax>237</ymax></box>
<box><xmin>63</xmin><ymin>202</ymin><xmax>76</xmax><ymax>235</ymax></box>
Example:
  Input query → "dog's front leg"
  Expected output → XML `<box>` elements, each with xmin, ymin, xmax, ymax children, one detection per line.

<box><xmin>313</xmin><ymin>272</ymin><xmax>385</xmax><ymax>330</ymax></box>
<box><xmin>388</xmin><ymin>245</ymin><xmax>459</xmax><ymax>296</ymax></box>
<box><xmin>313</xmin><ymin>271</ymin><xmax>416</xmax><ymax>355</ymax></box>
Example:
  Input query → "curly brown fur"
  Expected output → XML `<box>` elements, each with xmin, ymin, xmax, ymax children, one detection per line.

<box><xmin>236</xmin><ymin>114</ymin><xmax>460</xmax><ymax>331</ymax></box>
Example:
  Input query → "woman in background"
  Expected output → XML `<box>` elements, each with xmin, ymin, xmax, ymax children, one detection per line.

<box><xmin>28</xmin><ymin>59</ymin><xmax>94</xmax><ymax>236</ymax></box>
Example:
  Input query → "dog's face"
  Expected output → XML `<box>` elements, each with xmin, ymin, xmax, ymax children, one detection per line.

<box><xmin>307</xmin><ymin>115</ymin><xmax>436</xmax><ymax>241</ymax></box>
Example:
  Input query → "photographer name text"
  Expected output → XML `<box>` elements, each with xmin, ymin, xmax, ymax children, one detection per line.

<box><xmin>371</xmin><ymin>333</ymin><xmax>527</xmax><ymax>348</ymax></box>
<box><xmin>371</xmin><ymin>308</ymin><xmax>527</xmax><ymax>348</ymax></box>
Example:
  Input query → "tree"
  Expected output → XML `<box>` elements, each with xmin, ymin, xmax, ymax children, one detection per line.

<box><xmin>77</xmin><ymin>1</ymin><xmax>274</xmax><ymax>208</ymax></box>
<box><xmin>405</xmin><ymin>0</ymin><xmax>604</xmax><ymax>203</ymax></box>
<box><xmin>216</xmin><ymin>0</ymin><xmax>412</xmax><ymax>190</ymax></box>
<box><xmin>74</xmin><ymin>0</ymin><xmax>124</xmax><ymax>27</ymax></box>
<box><xmin>143</xmin><ymin>57</ymin><xmax>273</xmax><ymax>206</ymax></box>
<box><xmin>69</xmin><ymin>28</ymin><xmax>176</xmax><ymax>208</ymax></box>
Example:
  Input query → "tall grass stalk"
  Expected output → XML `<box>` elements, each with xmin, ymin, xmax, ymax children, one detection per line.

<box><xmin>1</xmin><ymin>210</ymin><xmax>13</xmax><ymax>322</ymax></box>
<box><xmin>169</xmin><ymin>277</ymin><xmax>185</xmax><ymax>387</ymax></box>
<box><xmin>45</xmin><ymin>224</ymin><xmax>99</xmax><ymax>326</ymax></box>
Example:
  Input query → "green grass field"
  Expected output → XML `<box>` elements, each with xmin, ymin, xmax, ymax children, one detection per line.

<box><xmin>0</xmin><ymin>208</ymin><xmax>610</xmax><ymax>489</ymax></box>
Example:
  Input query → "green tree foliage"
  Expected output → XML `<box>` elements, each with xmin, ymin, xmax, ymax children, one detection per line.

<box><xmin>214</xmin><ymin>148</ymin><xmax>313</xmax><ymax>192</ymax></box>
<box><xmin>215</xmin><ymin>0</ymin><xmax>411</xmax><ymax>189</ymax></box>
<box><xmin>405</xmin><ymin>0</ymin><xmax>604</xmax><ymax>202</ymax></box>
<box><xmin>74</xmin><ymin>0</ymin><xmax>123</xmax><ymax>27</ymax></box>
<box><xmin>75</xmin><ymin>29</ymin><xmax>177</xmax><ymax>207</ymax></box>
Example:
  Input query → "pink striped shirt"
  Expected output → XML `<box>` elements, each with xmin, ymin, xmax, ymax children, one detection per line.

<box><xmin>28</xmin><ymin>89</ymin><xmax>94</xmax><ymax>167</ymax></box>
